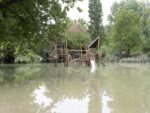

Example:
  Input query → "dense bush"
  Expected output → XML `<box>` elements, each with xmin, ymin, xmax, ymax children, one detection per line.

<box><xmin>15</xmin><ymin>53</ymin><xmax>42</xmax><ymax>63</ymax></box>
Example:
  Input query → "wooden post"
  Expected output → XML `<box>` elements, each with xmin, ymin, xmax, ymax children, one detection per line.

<box><xmin>97</xmin><ymin>37</ymin><xmax>100</xmax><ymax>67</ymax></box>
<box><xmin>61</xmin><ymin>45</ymin><xmax>64</xmax><ymax>63</ymax></box>
<box><xmin>86</xmin><ymin>48</ymin><xmax>90</xmax><ymax>67</ymax></box>
<box><xmin>80</xmin><ymin>44</ymin><xmax>82</xmax><ymax>66</ymax></box>
<box><xmin>54</xmin><ymin>44</ymin><xmax>57</xmax><ymax>67</ymax></box>
<box><xmin>65</xmin><ymin>40</ymin><xmax>68</xmax><ymax>67</ymax></box>
<box><xmin>98</xmin><ymin>37</ymin><xmax>100</xmax><ymax>51</ymax></box>
<box><xmin>64</xmin><ymin>45</ymin><xmax>65</xmax><ymax>66</ymax></box>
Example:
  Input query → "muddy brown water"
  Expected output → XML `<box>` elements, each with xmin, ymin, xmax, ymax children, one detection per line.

<box><xmin>0</xmin><ymin>63</ymin><xmax>150</xmax><ymax>113</ymax></box>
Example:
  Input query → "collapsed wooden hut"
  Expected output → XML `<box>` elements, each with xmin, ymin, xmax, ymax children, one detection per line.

<box><xmin>49</xmin><ymin>37</ymin><xmax>100</xmax><ymax>67</ymax></box>
<box><xmin>86</xmin><ymin>37</ymin><xmax>100</xmax><ymax>66</ymax></box>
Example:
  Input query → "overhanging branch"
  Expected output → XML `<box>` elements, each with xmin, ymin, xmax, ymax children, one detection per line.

<box><xmin>0</xmin><ymin>0</ymin><xmax>24</xmax><ymax>8</ymax></box>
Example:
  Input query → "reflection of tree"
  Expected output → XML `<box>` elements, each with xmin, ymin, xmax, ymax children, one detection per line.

<box><xmin>0</xmin><ymin>64</ymin><xmax>17</xmax><ymax>83</ymax></box>
<box><xmin>0</xmin><ymin>82</ymin><xmax>42</xmax><ymax>113</ymax></box>
<box><xmin>43</xmin><ymin>66</ymin><xmax>103</xmax><ymax>113</ymax></box>
<box><xmin>141</xmin><ymin>75</ymin><xmax>150</xmax><ymax>113</ymax></box>
<box><xmin>88</xmin><ymin>80</ymin><xmax>102</xmax><ymax>113</ymax></box>
<box><xmin>0</xmin><ymin>64</ymin><xmax>149</xmax><ymax>113</ymax></box>
<box><xmin>33</xmin><ymin>66</ymin><xmax>103</xmax><ymax>113</ymax></box>
<box><xmin>0</xmin><ymin>64</ymin><xmax>104</xmax><ymax>113</ymax></box>
<box><xmin>0</xmin><ymin>64</ymin><xmax>42</xmax><ymax>85</ymax></box>
<box><xmin>87</xmin><ymin>69</ymin><xmax>102</xmax><ymax>113</ymax></box>
<box><xmin>45</xmin><ymin>67</ymin><xmax>89</xmax><ymax>101</ymax></box>
<box><xmin>101</xmin><ymin>64</ymin><xmax>150</xmax><ymax>113</ymax></box>
<box><xmin>0</xmin><ymin>64</ymin><xmax>136</xmax><ymax>113</ymax></box>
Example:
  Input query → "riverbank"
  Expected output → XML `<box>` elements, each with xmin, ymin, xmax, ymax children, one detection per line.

<box><xmin>106</xmin><ymin>55</ymin><xmax>150</xmax><ymax>63</ymax></box>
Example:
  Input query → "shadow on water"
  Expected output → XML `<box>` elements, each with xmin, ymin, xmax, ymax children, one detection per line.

<box><xmin>0</xmin><ymin>63</ymin><xmax>150</xmax><ymax>113</ymax></box>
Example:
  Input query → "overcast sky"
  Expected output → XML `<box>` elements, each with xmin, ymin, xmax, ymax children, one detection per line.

<box><xmin>67</xmin><ymin>0</ymin><xmax>121</xmax><ymax>25</ymax></box>
<box><xmin>67</xmin><ymin>0</ymin><xmax>146</xmax><ymax>25</ymax></box>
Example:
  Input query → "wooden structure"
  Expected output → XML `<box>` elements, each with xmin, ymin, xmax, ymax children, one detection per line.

<box><xmin>88</xmin><ymin>37</ymin><xmax>100</xmax><ymax>49</ymax></box>
<box><xmin>50</xmin><ymin>37</ymin><xmax>100</xmax><ymax>67</ymax></box>
<box><xmin>86</xmin><ymin>37</ymin><xmax>100</xmax><ymax>67</ymax></box>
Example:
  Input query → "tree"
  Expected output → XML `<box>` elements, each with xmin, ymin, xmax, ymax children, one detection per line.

<box><xmin>111</xmin><ymin>9</ymin><xmax>142</xmax><ymax>57</ymax></box>
<box><xmin>101</xmin><ymin>0</ymin><xmax>150</xmax><ymax>59</ymax></box>
<box><xmin>66</xmin><ymin>20</ymin><xmax>91</xmax><ymax>49</ymax></box>
<box><xmin>141</xmin><ymin>3</ymin><xmax>150</xmax><ymax>52</ymax></box>
<box><xmin>0</xmin><ymin>0</ymin><xmax>82</xmax><ymax>63</ymax></box>
<box><xmin>108</xmin><ymin>0</ymin><xmax>144</xmax><ymax>24</ymax></box>
<box><xmin>104</xmin><ymin>0</ymin><xmax>150</xmax><ymax>57</ymax></box>
<box><xmin>88</xmin><ymin>0</ymin><xmax>104</xmax><ymax>40</ymax></box>
<box><xmin>78</xmin><ymin>18</ymin><xmax>89</xmax><ymax>30</ymax></box>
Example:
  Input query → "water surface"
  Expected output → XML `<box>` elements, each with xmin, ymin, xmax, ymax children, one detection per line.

<box><xmin>0</xmin><ymin>63</ymin><xmax>150</xmax><ymax>113</ymax></box>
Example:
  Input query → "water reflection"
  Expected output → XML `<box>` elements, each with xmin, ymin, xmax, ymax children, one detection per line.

<box><xmin>0</xmin><ymin>63</ymin><xmax>150</xmax><ymax>113</ymax></box>
<box><xmin>0</xmin><ymin>64</ymin><xmax>41</xmax><ymax>84</ymax></box>
<box><xmin>101</xmin><ymin>91</ymin><xmax>113</xmax><ymax>113</ymax></box>
<box><xmin>90</xmin><ymin>59</ymin><xmax>96</xmax><ymax>74</ymax></box>
<box><xmin>32</xmin><ymin>84</ymin><xmax>53</xmax><ymax>108</ymax></box>
<box><xmin>51</xmin><ymin>95</ymin><xmax>90</xmax><ymax>113</ymax></box>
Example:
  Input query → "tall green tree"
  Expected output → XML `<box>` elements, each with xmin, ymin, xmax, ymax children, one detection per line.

<box><xmin>141</xmin><ymin>3</ymin><xmax>150</xmax><ymax>52</ymax></box>
<box><xmin>111</xmin><ymin>9</ymin><xmax>142</xmax><ymax>57</ymax></box>
<box><xmin>88</xmin><ymin>0</ymin><xmax>104</xmax><ymax>40</ymax></box>
<box><xmin>104</xmin><ymin>0</ymin><xmax>150</xmax><ymax>57</ymax></box>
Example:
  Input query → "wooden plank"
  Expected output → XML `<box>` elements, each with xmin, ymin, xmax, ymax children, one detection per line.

<box><xmin>68</xmin><ymin>50</ymin><xmax>86</xmax><ymax>52</ymax></box>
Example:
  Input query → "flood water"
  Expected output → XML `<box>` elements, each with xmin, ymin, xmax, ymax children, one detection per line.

<box><xmin>0</xmin><ymin>63</ymin><xmax>150</xmax><ymax>113</ymax></box>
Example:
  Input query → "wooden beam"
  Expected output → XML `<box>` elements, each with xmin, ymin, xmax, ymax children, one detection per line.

<box><xmin>68</xmin><ymin>50</ymin><xmax>86</xmax><ymax>52</ymax></box>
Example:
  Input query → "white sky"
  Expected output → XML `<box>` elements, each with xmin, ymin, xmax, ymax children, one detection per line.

<box><xmin>67</xmin><ymin>0</ymin><xmax>121</xmax><ymax>25</ymax></box>
<box><xmin>67</xmin><ymin>0</ymin><xmax>146</xmax><ymax>25</ymax></box>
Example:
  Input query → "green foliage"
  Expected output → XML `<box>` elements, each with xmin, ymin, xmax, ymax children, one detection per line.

<box><xmin>14</xmin><ymin>66</ymin><xmax>41</xmax><ymax>84</ymax></box>
<box><xmin>141</xmin><ymin>5</ymin><xmax>150</xmax><ymax>52</ymax></box>
<box><xmin>88</xmin><ymin>0</ymin><xmax>104</xmax><ymax>40</ymax></box>
<box><xmin>104</xmin><ymin>0</ymin><xmax>150</xmax><ymax>58</ymax></box>
<box><xmin>0</xmin><ymin>0</ymin><xmax>82</xmax><ymax>63</ymax></box>
<box><xmin>15</xmin><ymin>52</ymin><xmax>41</xmax><ymax>63</ymax></box>
<box><xmin>66</xmin><ymin>20</ymin><xmax>91</xmax><ymax>49</ymax></box>
<box><xmin>111</xmin><ymin>9</ymin><xmax>142</xmax><ymax>55</ymax></box>
<box><xmin>68</xmin><ymin>32</ymin><xmax>90</xmax><ymax>49</ymax></box>
<box><xmin>78</xmin><ymin>18</ymin><xmax>89</xmax><ymax>30</ymax></box>
<box><xmin>0</xmin><ymin>65</ymin><xmax>41</xmax><ymax>84</ymax></box>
